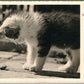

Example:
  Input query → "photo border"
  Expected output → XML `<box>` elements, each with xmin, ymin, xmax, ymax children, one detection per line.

<box><xmin>0</xmin><ymin>1</ymin><xmax>83</xmax><ymax>83</ymax></box>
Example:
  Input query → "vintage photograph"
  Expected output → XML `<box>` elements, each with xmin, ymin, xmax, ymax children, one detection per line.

<box><xmin>0</xmin><ymin>4</ymin><xmax>80</xmax><ymax>78</ymax></box>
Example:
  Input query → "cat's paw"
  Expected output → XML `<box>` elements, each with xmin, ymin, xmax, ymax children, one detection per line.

<box><xmin>23</xmin><ymin>63</ymin><xmax>31</xmax><ymax>70</ymax></box>
<box><xmin>66</xmin><ymin>65</ymin><xmax>78</xmax><ymax>73</ymax></box>
<box><xmin>29</xmin><ymin>64</ymin><xmax>42</xmax><ymax>72</ymax></box>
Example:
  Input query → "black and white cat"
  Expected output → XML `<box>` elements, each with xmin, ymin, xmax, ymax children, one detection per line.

<box><xmin>0</xmin><ymin>6</ymin><xmax>80</xmax><ymax>73</ymax></box>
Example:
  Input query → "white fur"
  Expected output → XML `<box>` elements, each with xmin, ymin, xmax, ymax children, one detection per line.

<box><xmin>29</xmin><ymin>56</ymin><xmax>46</xmax><ymax>71</ymax></box>
<box><xmin>66</xmin><ymin>49</ymin><xmax>80</xmax><ymax>73</ymax></box>
<box><xmin>0</xmin><ymin>12</ymin><xmax>45</xmax><ymax>71</ymax></box>
<box><xmin>23</xmin><ymin>40</ymin><xmax>37</xmax><ymax>69</ymax></box>
<box><xmin>57</xmin><ymin>54</ymin><xmax>72</xmax><ymax>71</ymax></box>
<box><xmin>0</xmin><ymin>12</ymin><xmax>80</xmax><ymax>73</ymax></box>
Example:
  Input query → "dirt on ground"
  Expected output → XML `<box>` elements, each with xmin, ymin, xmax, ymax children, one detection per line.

<box><xmin>0</xmin><ymin>51</ymin><xmax>80</xmax><ymax>78</ymax></box>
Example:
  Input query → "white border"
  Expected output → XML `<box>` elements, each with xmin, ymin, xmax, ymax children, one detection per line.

<box><xmin>0</xmin><ymin>1</ymin><xmax>83</xmax><ymax>83</ymax></box>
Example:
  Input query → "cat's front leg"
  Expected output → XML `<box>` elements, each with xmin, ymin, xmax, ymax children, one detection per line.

<box><xmin>23</xmin><ymin>41</ymin><xmax>37</xmax><ymax>70</ymax></box>
<box><xmin>29</xmin><ymin>56</ymin><xmax>46</xmax><ymax>71</ymax></box>
<box><xmin>29</xmin><ymin>45</ymin><xmax>51</xmax><ymax>71</ymax></box>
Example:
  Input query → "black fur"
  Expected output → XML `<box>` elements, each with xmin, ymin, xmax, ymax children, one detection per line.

<box><xmin>37</xmin><ymin>12</ymin><xmax>80</xmax><ymax>57</ymax></box>
<box><xmin>2</xmin><ymin>11</ymin><xmax>80</xmax><ymax>58</ymax></box>
<box><xmin>5</xmin><ymin>26</ymin><xmax>20</xmax><ymax>39</ymax></box>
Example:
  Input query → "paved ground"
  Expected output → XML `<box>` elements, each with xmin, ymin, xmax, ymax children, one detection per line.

<box><xmin>0</xmin><ymin>51</ymin><xmax>80</xmax><ymax>78</ymax></box>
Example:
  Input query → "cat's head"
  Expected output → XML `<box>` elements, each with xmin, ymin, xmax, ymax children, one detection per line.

<box><xmin>0</xmin><ymin>15</ymin><xmax>21</xmax><ymax>39</ymax></box>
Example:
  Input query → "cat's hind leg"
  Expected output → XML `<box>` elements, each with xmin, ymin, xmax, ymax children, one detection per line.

<box><xmin>57</xmin><ymin>49</ymin><xmax>80</xmax><ymax>73</ymax></box>
<box><xmin>57</xmin><ymin>55</ymin><xmax>72</xmax><ymax>72</ymax></box>
<box><xmin>66</xmin><ymin>49</ymin><xmax>80</xmax><ymax>73</ymax></box>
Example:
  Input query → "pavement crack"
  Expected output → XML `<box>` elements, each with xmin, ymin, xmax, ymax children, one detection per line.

<box><xmin>7</xmin><ymin>54</ymin><xmax>20</xmax><ymax>60</ymax></box>
<box><xmin>0</xmin><ymin>53</ymin><xmax>20</xmax><ymax>61</ymax></box>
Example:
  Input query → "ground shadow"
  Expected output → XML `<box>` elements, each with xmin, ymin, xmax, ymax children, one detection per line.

<box><xmin>35</xmin><ymin>70</ymin><xmax>80</xmax><ymax>78</ymax></box>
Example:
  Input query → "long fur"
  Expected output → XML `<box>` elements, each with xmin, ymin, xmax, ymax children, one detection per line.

<box><xmin>0</xmin><ymin>11</ymin><xmax>80</xmax><ymax>73</ymax></box>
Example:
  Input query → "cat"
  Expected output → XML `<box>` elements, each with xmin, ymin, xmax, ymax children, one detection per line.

<box><xmin>0</xmin><ymin>10</ymin><xmax>80</xmax><ymax>73</ymax></box>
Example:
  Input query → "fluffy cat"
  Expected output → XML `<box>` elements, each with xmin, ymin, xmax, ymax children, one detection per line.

<box><xmin>0</xmin><ymin>10</ymin><xmax>80</xmax><ymax>73</ymax></box>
